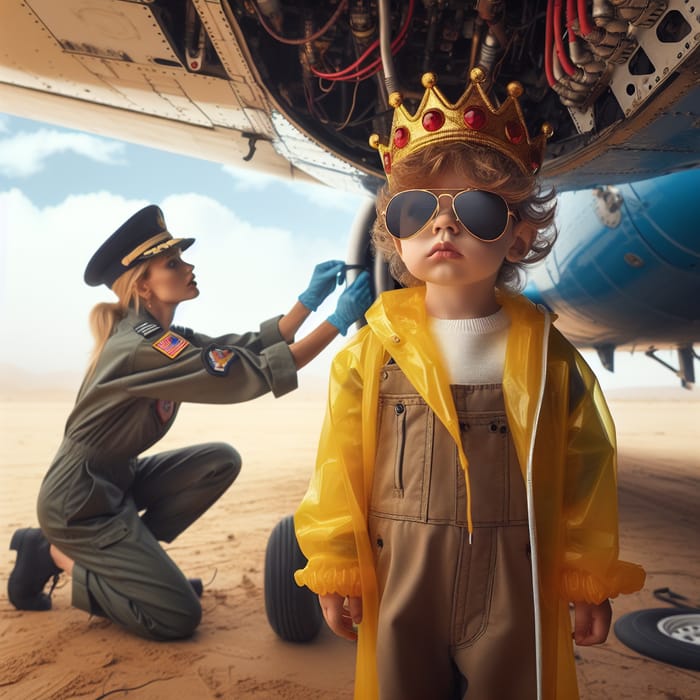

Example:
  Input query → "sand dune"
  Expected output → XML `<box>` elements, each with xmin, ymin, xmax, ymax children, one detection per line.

<box><xmin>1</xmin><ymin>377</ymin><xmax>698</xmax><ymax>699</ymax></box>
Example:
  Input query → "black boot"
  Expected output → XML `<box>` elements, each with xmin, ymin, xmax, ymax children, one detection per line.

<box><xmin>7</xmin><ymin>528</ymin><xmax>62</xmax><ymax>611</ymax></box>
<box><xmin>189</xmin><ymin>578</ymin><xmax>203</xmax><ymax>598</ymax></box>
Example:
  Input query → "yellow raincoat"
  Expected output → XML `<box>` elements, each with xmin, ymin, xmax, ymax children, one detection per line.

<box><xmin>295</xmin><ymin>287</ymin><xmax>645</xmax><ymax>700</ymax></box>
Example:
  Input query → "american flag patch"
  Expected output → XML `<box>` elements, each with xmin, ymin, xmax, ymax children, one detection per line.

<box><xmin>152</xmin><ymin>331</ymin><xmax>190</xmax><ymax>359</ymax></box>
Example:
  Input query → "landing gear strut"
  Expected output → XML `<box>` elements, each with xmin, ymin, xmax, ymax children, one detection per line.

<box><xmin>645</xmin><ymin>345</ymin><xmax>696</xmax><ymax>389</ymax></box>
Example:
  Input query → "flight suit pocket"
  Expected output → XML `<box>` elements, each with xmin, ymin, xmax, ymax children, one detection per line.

<box><xmin>95</xmin><ymin>519</ymin><xmax>130</xmax><ymax>549</ymax></box>
<box><xmin>65</xmin><ymin>461</ymin><xmax>130</xmax><ymax>524</ymax></box>
<box><xmin>370</xmin><ymin>395</ymin><xmax>432</xmax><ymax>521</ymax></box>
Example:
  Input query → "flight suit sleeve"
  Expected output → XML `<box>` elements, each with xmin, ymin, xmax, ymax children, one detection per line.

<box><xmin>293</xmin><ymin>341</ymin><xmax>366</xmax><ymax>598</ymax></box>
<box><xmin>178</xmin><ymin>316</ymin><xmax>286</xmax><ymax>352</ymax></box>
<box><xmin>114</xmin><ymin>317</ymin><xmax>298</xmax><ymax>404</ymax></box>
<box><xmin>555</xmin><ymin>333</ymin><xmax>646</xmax><ymax>604</ymax></box>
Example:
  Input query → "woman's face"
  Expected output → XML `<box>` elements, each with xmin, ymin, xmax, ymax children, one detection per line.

<box><xmin>138</xmin><ymin>249</ymin><xmax>199</xmax><ymax>307</ymax></box>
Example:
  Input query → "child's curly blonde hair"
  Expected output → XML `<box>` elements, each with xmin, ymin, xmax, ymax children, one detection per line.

<box><xmin>371</xmin><ymin>142</ymin><xmax>558</xmax><ymax>292</ymax></box>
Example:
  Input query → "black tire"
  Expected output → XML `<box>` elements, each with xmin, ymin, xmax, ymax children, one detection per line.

<box><xmin>264</xmin><ymin>514</ymin><xmax>323</xmax><ymax>643</ymax></box>
<box><xmin>614</xmin><ymin>608</ymin><xmax>700</xmax><ymax>671</ymax></box>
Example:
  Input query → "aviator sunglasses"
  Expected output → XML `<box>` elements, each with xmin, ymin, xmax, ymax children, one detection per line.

<box><xmin>383</xmin><ymin>188</ymin><xmax>516</xmax><ymax>241</ymax></box>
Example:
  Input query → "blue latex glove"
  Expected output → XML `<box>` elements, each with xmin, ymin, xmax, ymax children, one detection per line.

<box><xmin>327</xmin><ymin>270</ymin><xmax>373</xmax><ymax>335</ymax></box>
<box><xmin>298</xmin><ymin>260</ymin><xmax>346</xmax><ymax>312</ymax></box>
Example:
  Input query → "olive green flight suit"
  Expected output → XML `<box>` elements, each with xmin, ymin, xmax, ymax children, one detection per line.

<box><xmin>37</xmin><ymin>307</ymin><xmax>298</xmax><ymax>640</ymax></box>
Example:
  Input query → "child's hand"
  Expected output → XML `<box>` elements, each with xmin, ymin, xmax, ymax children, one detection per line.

<box><xmin>573</xmin><ymin>599</ymin><xmax>612</xmax><ymax>646</ymax></box>
<box><xmin>319</xmin><ymin>593</ymin><xmax>363</xmax><ymax>641</ymax></box>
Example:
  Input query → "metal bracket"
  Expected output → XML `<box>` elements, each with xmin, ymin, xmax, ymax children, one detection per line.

<box><xmin>241</xmin><ymin>132</ymin><xmax>261</xmax><ymax>161</ymax></box>
<box><xmin>645</xmin><ymin>346</ymin><xmax>696</xmax><ymax>389</ymax></box>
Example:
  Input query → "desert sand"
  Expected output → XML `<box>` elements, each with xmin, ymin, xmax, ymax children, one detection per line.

<box><xmin>1</xmin><ymin>376</ymin><xmax>699</xmax><ymax>699</ymax></box>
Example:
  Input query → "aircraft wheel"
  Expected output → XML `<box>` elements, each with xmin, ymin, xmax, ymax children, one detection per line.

<box><xmin>264</xmin><ymin>514</ymin><xmax>322</xmax><ymax>643</ymax></box>
<box><xmin>614</xmin><ymin>608</ymin><xmax>700</xmax><ymax>671</ymax></box>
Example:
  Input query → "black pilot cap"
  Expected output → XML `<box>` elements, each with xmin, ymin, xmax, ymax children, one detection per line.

<box><xmin>84</xmin><ymin>205</ymin><xmax>195</xmax><ymax>288</ymax></box>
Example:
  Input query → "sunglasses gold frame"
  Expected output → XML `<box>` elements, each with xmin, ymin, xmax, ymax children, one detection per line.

<box><xmin>382</xmin><ymin>188</ymin><xmax>516</xmax><ymax>241</ymax></box>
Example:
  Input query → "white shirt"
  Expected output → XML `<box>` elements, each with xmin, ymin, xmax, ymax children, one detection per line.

<box><xmin>428</xmin><ymin>307</ymin><xmax>510</xmax><ymax>384</ymax></box>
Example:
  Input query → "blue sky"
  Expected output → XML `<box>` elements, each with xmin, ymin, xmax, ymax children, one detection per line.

<box><xmin>0</xmin><ymin>112</ymin><xmax>683</xmax><ymax>389</ymax></box>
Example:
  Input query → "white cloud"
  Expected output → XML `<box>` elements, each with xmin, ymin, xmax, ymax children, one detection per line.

<box><xmin>221</xmin><ymin>164</ymin><xmax>282</xmax><ymax>192</ymax></box>
<box><xmin>0</xmin><ymin>129</ymin><xmax>126</xmax><ymax>177</ymax></box>
<box><xmin>288</xmin><ymin>180</ymin><xmax>371</xmax><ymax>214</ymax></box>
<box><xmin>221</xmin><ymin>162</ymin><xmax>371</xmax><ymax>214</ymax></box>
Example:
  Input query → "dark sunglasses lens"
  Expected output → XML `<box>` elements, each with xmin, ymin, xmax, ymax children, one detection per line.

<box><xmin>454</xmin><ymin>190</ymin><xmax>510</xmax><ymax>240</ymax></box>
<box><xmin>385</xmin><ymin>190</ymin><xmax>438</xmax><ymax>238</ymax></box>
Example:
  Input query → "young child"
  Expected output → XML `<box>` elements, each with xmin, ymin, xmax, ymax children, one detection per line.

<box><xmin>294</xmin><ymin>69</ymin><xmax>645</xmax><ymax>700</ymax></box>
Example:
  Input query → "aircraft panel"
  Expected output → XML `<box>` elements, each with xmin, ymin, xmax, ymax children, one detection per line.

<box><xmin>26</xmin><ymin>0</ymin><xmax>182</xmax><ymax>65</ymax></box>
<box><xmin>607</xmin><ymin>1</ymin><xmax>699</xmax><ymax>117</ymax></box>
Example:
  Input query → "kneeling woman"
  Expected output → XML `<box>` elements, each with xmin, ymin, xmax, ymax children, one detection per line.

<box><xmin>8</xmin><ymin>204</ymin><xmax>372</xmax><ymax>640</ymax></box>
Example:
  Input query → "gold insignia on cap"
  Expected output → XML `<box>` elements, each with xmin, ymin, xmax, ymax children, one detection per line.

<box><xmin>121</xmin><ymin>233</ymin><xmax>171</xmax><ymax>266</ymax></box>
<box><xmin>141</xmin><ymin>240</ymin><xmax>177</xmax><ymax>258</ymax></box>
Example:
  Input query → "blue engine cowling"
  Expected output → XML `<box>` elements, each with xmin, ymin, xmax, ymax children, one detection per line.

<box><xmin>525</xmin><ymin>168</ymin><xmax>700</xmax><ymax>351</ymax></box>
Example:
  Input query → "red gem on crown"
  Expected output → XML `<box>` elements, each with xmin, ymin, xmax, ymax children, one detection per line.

<box><xmin>464</xmin><ymin>107</ymin><xmax>486</xmax><ymax>130</ymax></box>
<box><xmin>393</xmin><ymin>126</ymin><xmax>409</xmax><ymax>149</ymax></box>
<box><xmin>505</xmin><ymin>121</ymin><xmax>525</xmax><ymax>143</ymax></box>
<box><xmin>422</xmin><ymin>109</ymin><xmax>445</xmax><ymax>132</ymax></box>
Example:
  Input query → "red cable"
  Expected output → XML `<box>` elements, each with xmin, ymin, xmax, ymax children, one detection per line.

<box><xmin>311</xmin><ymin>0</ymin><xmax>414</xmax><ymax>81</ymax></box>
<box><xmin>566</xmin><ymin>0</ymin><xmax>581</xmax><ymax>59</ymax></box>
<box><xmin>544</xmin><ymin>0</ymin><xmax>556</xmax><ymax>86</ymax></box>
<box><xmin>312</xmin><ymin>38</ymin><xmax>381</xmax><ymax>79</ymax></box>
<box><xmin>566</xmin><ymin>0</ymin><xmax>578</xmax><ymax>36</ymax></box>
<box><xmin>554</xmin><ymin>0</ymin><xmax>576</xmax><ymax>75</ymax></box>
<box><xmin>577</xmin><ymin>0</ymin><xmax>595</xmax><ymax>36</ymax></box>
<box><xmin>322</xmin><ymin>34</ymin><xmax>408</xmax><ymax>82</ymax></box>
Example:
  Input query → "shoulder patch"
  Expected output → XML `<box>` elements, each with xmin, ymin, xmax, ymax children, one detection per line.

<box><xmin>152</xmin><ymin>331</ymin><xmax>190</xmax><ymax>359</ymax></box>
<box><xmin>204</xmin><ymin>345</ymin><xmax>238</xmax><ymax>376</ymax></box>
<box><xmin>134</xmin><ymin>321</ymin><xmax>163</xmax><ymax>339</ymax></box>
<box><xmin>171</xmin><ymin>325</ymin><xmax>194</xmax><ymax>340</ymax></box>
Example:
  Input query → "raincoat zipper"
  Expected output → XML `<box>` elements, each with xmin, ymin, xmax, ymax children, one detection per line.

<box><xmin>526</xmin><ymin>307</ymin><xmax>551</xmax><ymax>700</ymax></box>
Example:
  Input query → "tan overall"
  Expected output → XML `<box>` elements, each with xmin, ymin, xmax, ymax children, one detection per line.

<box><xmin>368</xmin><ymin>364</ymin><xmax>537</xmax><ymax>700</ymax></box>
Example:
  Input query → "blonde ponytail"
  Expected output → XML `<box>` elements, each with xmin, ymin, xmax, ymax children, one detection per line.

<box><xmin>85</xmin><ymin>262</ymin><xmax>151</xmax><ymax>377</ymax></box>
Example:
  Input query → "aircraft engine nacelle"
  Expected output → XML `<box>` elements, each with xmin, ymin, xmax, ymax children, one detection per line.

<box><xmin>525</xmin><ymin>168</ymin><xmax>700</xmax><ymax>385</ymax></box>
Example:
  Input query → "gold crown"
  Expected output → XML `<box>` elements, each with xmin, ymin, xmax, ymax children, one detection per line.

<box><xmin>370</xmin><ymin>67</ymin><xmax>553</xmax><ymax>182</ymax></box>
